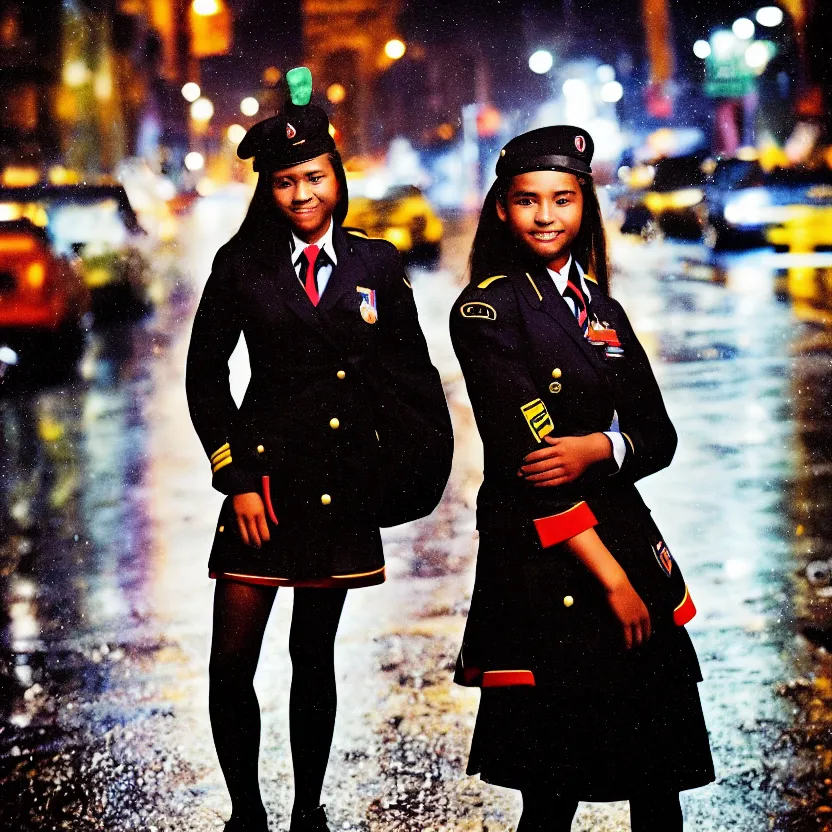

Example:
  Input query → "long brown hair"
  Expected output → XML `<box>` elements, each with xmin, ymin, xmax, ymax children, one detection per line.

<box><xmin>469</xmin><ymin>173</ymin><xmax>610</xmax><ymax>295</ymax></box>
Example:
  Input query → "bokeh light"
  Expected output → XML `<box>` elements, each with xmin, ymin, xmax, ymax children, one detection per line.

<box><xmin>693</xmin><ymin>40</ymin><xmax>712</xmax><ymax>59</ymax></box>
<box><xmin>240</xmin><ymin>97</ymin><xmax>259</xmax><ymax>117</ymax></box>
<box><xmin>384</xmin><ymin>39</ymin><xmax>406</xmax><ymax>60</ymax></box>
<box><xmin>601</xmin><ymin>81</ymin><xmax>624</xmax><ymax>103</ymax></box>
<box><xmin>529</xmin><ymin>50</ymin><xmax>554</xmax><ymax>74</ymax></box>
<box><xmin>192</xmin><ymin>0</ymin><xmax>220</xmax><ymax>15</ymax></box>
<box><xmin>745</xmin><ymin>40</ymin><xmax>772</xmax><ymax>70</ymax></box>
<box><xmin>327</xmin><ymin>83</ymin><xmax>346</xmax><ymax>104</ymax></box>
<box><xmin>756</xmin><ymin>6</ymin><xmax>784</xmax><ymax>27</ymax></box>
<box><xmin>181</xmin><ymin>82</ymin><xmax>201</xmax><ymax>102</ymax></box>
<box><xmin>596</xmin><ymin>64</ymin><xmax>616</xmax><ymax>83</ymax></box>
<box><xmin>184</xmin><ymin>152</ymin><xmax>205</xmax><ymax>171</ymax></box>
<box><xmin>190</xmin><ymin>97</ymin><xmax>214</xmax><ymax>122</ymax></box>
<box><xmin>732</xmin><ymin>17</ymin><xmax>755</xmax><ymax>39</ymax></box>
<box><xmin>226</xmin><ymin>124</ymin><xmax>247</xmax><ymax>145</ymax></box>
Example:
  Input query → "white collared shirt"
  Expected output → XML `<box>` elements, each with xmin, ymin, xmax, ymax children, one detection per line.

<box><xmin>291</xmin><ymin>220</ymin><xmax>337</xmax><ymax>297</ymax></box>
<box><xmin>546</xmin><ymin>255</ymin><xmax>626</xmax><ymax>471</ymax></box>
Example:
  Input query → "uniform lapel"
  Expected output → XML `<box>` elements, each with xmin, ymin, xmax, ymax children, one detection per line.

<box><xmin>521</xmin><ymin>265</ymin><xmax>600</xmax><ymax>365</ymax></box>
<box><xmin>317</xmin><ymin>225</ymin><xmax>358</xmax><ymax>313</ymax></box>
<box><xmin>248</xmin><ymin>219</ymin><xmax>338</xmax><ymax>343</ymax></box>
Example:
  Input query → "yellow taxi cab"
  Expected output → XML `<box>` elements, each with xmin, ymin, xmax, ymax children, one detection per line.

<box><xmin>344</xmin><ymin>185</ymin><xmax>443</xmax><ymax>264</ymax></box>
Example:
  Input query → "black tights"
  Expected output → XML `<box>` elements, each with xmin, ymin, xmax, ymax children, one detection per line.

<box><xmin>209</xmin><ymin>580</ymin><xmax>347</xmax><ymax>822</ymax></box>
<box><xmin>519</xmin><ymin>790</ymin><xmax>683</xmax><ymax>832</ymax></box>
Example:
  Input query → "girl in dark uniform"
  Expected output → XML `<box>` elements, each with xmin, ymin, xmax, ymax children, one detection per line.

<box><xmin>186</xmin><ymin>69</ymin><xmax>450</xmax><ymax>832</ymax></box>
<box><xmin>450</xmin><ymin>126</ymin><xmax>714</xmax><ymax>831</ymax></box>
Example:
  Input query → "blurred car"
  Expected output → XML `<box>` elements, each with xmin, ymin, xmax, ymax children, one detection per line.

<box><xmin>617</xmin><ymin>154</ymin><xmax>707</xmax><ymax>240</ymax></box>
<box><xmin>344</xmin><ymin>185</ymin><xmax>443</xmax><ymax>264</ymax></box>
<box><xmin>0</xmin><ymin>219</ymin><xmax>90</xmax><ymax>370</ymax></box>
<box><xmin>0</xmin><ymin>184</ymin><xmax>152</xmax><ymax>320</ymax></box>
<box><xmin>701</xmin><ymin>160</ymin><xmax>832</xmax><ymax>251</ymax></box>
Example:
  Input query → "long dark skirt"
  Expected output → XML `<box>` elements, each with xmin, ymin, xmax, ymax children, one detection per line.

<box><xmin>467</xmin><ymin>673</ymin><xmax>714</xmax><ymax>801</ymax></box>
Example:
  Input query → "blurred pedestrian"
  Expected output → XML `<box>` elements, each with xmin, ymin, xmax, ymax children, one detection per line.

<box><xmin>185</xmin><ymin>68</ymin><xmax>451</xmax><ymax>832</ymax></box>
<box><xmin>450</xmin><ymin>126</ymin><xmax>714</xmax><ymax>831</ymax></box>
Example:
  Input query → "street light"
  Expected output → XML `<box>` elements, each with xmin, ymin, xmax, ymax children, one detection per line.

<box><xmin>529</xmin><ymin>50</ymin><xmax>553</xmax><ymax>74</ymax></box>
<box><xmin>190</xmin><ymin>97</ymin><xmax>214</xmax><ymax>123</ymax></box>
<box><xmin>756</xmin><ymin>6</ymin><xmax>784</xmax><ymax>27</ymax></box>
<box><xmin>240</xmin><ymin>97</ymin><xmax>259</xmax><ymax>117</ymax></box>
<box><xmin>384</xmin><ymin>39</ymin><xmax>406</xmax><ymax>60</ymax></box>
<box><xmin>181</xmin><ymin>82</ymin><xmax>201</xmax><ymax>102</ymax></box>
<box><xmin>732</xmin><ymin>17</ymin><xmax>755</xmax><ymax>39</ymax></box>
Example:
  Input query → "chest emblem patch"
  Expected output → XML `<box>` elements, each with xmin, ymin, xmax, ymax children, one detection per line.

<box><xmin>356</xmin><ymin>286</ymin><xmax>378</xmax><ymax>324</ymax></box>
<box><xmin>460</xmin><ymin>301</ymin><xmax>497</xmax><ymax>320</ymax></box>
<box><xmin>653</xmin><ymin>538</ymin><xmax>674</xmax><ymax>577</ymax></box>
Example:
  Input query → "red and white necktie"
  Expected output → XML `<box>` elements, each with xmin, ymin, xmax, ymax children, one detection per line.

<box><xmin>563</xmin><ymin>278</ymin><xmax>589</xmax><ymax>335</ymax></box>
<box><xmin>301</xmin><ymin>244</ymin><xmax>320</xmax><ymax>306</ymax></box>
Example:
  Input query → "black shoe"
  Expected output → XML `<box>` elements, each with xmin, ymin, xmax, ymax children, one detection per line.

<box><xmin>223</xmin><ymin>810</ymin><xmax>269</xmax><ymax>832</ymax></box>
<box><xmin>289</xmin><ymin>804</ymin><xmax>331</xmax><ymax>832</ymax></box>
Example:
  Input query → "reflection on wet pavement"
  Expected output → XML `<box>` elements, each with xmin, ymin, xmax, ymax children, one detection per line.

<box><xmin>3</xmin><ymin>199</ymin><xmax>832</xmax><ymax>830</ymax></box>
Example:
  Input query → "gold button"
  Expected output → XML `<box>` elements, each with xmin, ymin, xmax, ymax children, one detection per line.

<box><xmin>329</xmin><ymin>418</ymin><xmax>340</xmax><ymax>429</ymax></box>
<box><xmin>337</xmin><ymin>370</ymin><xmax>346</xmax><ymax>380</ymax></box>
<box><xmin>500</xmin><ymin>148</ymin><xmax>506</xmax><ymax>156</ymax></box>
<box><xmin>218</xmin><ymin>525</ymin><xmax>225</xmax><ymax>533</ymax></box>
<box><xmin>563</xmin><ymin>595</ymin><xmax>574</xmax><ymax>607</ymax></box>
<box><xmin>549</xmin><ymin>381</ymin><xmax>562</xmax><ymax>394</ymax></box>
<box><xmin>552</xmin><ymin>368</ymin><xmax>562</xmax><ymax>379</ymax></box>
<box><xmin>256</xmin><ymin>444</ymin><xmax>265</xmax><ymax>453</ymax></box>
<box><xmin>321</xmin><ymin>494</ymin><xmax>332</xmax><ymax>506</ymax></box>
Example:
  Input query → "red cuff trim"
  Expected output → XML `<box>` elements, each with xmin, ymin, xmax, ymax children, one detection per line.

<box><xmin>482</xmin><ymin>670</ymin><xmax>536</xmax><ymax>688</ymax></box>
<box><xmin>533</xmin><ymin>501</ymin><xmax>598</xmax><ymax>548</ymax></box>
<box><xmin>262</xmin><ymin>476</ymin><xmax>279</xmax><ymax>525</ymax></box>
<box><xmin>673</xmin><ymin>585</ymin><xmax>697</xmax><ymax>626</ymax></box>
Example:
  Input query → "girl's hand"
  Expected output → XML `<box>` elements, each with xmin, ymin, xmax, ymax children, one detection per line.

<box><xmin>519</xmin><ymin>433</ymin><xmax>612</xmax><ymax>487</ymax></box>
<box><xmin>232</xmin><ymin>492</ymin><xmax>271</xmax><ymax>548</ymax></box>
<box><xmin>606</xmin><ymin>578</ymin><xmax>652</xmax><ymax>650</ymax></box>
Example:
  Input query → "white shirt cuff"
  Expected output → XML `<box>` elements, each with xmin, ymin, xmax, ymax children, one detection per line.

<box><xmin>604</xmin><ymin>431</ymin><xmax>626</xmax><ymax>471</ymax></box>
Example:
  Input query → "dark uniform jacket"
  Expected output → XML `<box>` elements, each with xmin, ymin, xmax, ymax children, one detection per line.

<box><xmin>450</xmin><ymin>265</ymin><xmax>701</xmax><ymax>690</ymax></box>
<box><xmin>185</xmin><ymin>221</ymin><xmax>451</xmax><ymax>586</ymax></box>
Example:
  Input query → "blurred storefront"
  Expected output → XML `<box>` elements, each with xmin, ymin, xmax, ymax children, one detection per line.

<box><xmin>0</xmin><ymin>0</ymin><xmax>208</xmax><ymax>181</ymax></box>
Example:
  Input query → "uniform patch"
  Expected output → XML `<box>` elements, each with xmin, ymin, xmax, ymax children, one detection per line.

<box><xmin>653</xmin><ymin>538</ymin><xmax>674</xmax><ymax>577</ymax></box>
<box><xmin>460</xmin><ymin>301</ymin><xmax>497</xmax><ymax>320</ymax></box>
<box><xmin>521</xmin><ymin>398</ymin><xmax>554</xmax><ymax>443</ymax></box>
<box><xmin>356</xmin><ymin>286</ymin><xmax>378</xmax><ymax>324</ymax></box>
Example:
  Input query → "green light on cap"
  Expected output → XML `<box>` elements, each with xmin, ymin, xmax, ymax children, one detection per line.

<box><xmin>286</xmin><ymin>67</ymin><xmax>313</xmax><ymax>106</ymax></box>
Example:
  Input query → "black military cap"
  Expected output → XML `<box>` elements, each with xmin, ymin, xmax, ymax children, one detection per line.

<box><xmin>237</xmin><ymin>67</ymin><xmax>336</xmax><ymax>172</ymax></box>
<box><xmin>495</xmin><ymin>125</ymin><xmax>594</xmax><ymax>178</ymax></box>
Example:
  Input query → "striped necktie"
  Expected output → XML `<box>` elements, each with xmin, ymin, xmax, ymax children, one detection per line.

<box><xmin>562</xmin><ymin>275</ymin><xmax>589</xmax><ymax>336</ymax></box>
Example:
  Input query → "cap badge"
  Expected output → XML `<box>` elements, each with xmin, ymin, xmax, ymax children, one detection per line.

<box><xmin>575</xmin><ymin>135</ymin><xmax>586</xmax><ymax>153</ymax></box>
<box><xmin>286</xmin><ymin>123</ymin><xmax>297</xmax><ymax>139</ymax></box>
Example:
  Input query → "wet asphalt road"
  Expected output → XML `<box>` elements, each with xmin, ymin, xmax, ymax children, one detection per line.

<box><xmin>2</xmin><ymin>192</ymin><xmax>832</xmax><ymax>830</ymax></box>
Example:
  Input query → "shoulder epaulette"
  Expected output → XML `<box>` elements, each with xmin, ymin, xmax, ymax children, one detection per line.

<box><xmin>477</xmin><ymin>275</ymin><xmax>506</xmax><ymax>289</ymax></box>
<box><xmin>346</xmin><ymin>228</ymin><xmax>370</xmax><ymax>238</ymax></box>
